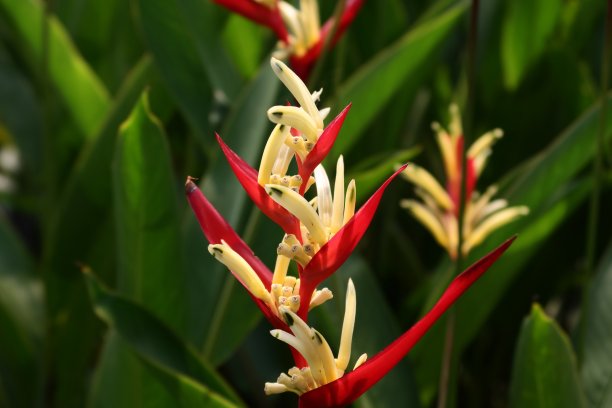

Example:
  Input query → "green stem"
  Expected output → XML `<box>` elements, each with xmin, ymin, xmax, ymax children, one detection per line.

<box><xmin>437</xmin><ymin>303</ymin><xmax>456</xmax><ymax>408</ymax></box>
<box><xmin>438</xmin><ymin>1</ymin><xmax>480</xmax><ymax>406</ymax></box>
<box><xmin>580</xmin><ymin>0</ymin><xmax>611</xmax><ymax>361</ymax></box>
<box><xmin>202</xmin><ymin>206</ymin><xmax>262</xmax><ymax>359</ymax></box>
<box><xmin>586</xmin><ymin>0</ymin><xmax>611</xmax><ymax>280</ymax></box>
<box><xmin>307</xmin><ymin>0</ymin><xmax>347</xmax><ymax>88</ymax></box>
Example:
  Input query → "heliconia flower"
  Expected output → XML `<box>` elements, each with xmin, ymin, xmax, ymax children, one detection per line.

<box><xmin>211</xmin><ymin>1</ymin><xmax>364</xmax><ymax>79</ymax></box>
<box><xmin>287</xmin><ymin>0</ymin><xmax>364</xmax><ymax>79</ymax></box>
<box><xmin>263</xmin><ymin>236</ymin><xmax>516</xmax><ymax>407</ymax></box>
<box><xmin>401</xmin><ymin>104</ymin><xmax>529</xmax><ymax>258</ymax></box>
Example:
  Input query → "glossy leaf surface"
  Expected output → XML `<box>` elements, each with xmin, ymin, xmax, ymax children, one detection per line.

<box><xmin>509</xmin><ymin>304</ymin><xmax>585</xmax><ymax>408</ymax></box>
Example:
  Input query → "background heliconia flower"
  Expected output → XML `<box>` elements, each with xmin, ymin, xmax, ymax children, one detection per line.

<box><xmin>211</xmin><ymin>0</ymin><xmax>364</xmax><ymax>79</ymax></box>
<box><xmin>400</xmin><ymin>104</ymin><xmax>529</xmax><ymax>258</ymax></box>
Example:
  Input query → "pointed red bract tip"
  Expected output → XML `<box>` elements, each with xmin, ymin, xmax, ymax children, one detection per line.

<box><xmin>185</xmin><ymin>179</ymin><xmax>273</xmax><ymax>287</ymax></box>
<box><xmin>299</xmin><ymin>236</ymin><xmax>516</xmax><ymax>407</ymax></box>
<box><xmin>298</xmin><ymin>104</ymin><xmax>352</xmax><ymax>194</ymax></box>
<box><xmin>297</xmin><ymin>164</ymin><xmax>408</xmax><ymax>318</ymax></box>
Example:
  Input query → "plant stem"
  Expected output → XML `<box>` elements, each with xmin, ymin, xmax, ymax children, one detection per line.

<box><xmin>579</xmin><ymin>0</ymin><xmax>612</xmax><ymax>360</ymax></box>
<box><xmin>307</xmin><ymin>0</ymin><xmax>347</xmax><ymax>87</ymax></box>
<box><xmin>586</xmin><ymin>0</ymin><xmax>611</xmax><ymax>280</ymax></box>
<box><xmin>438</xmin><ymin>1</ymin><xmax>480</xmax><ymax>407</ymax></box>
<box><xmin>437</xmin><ymin>299</ymin><xmax>457</xmax><ymax>408</ymax></box>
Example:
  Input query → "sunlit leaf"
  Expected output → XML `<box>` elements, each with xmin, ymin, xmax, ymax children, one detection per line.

<box><xmin>501</xmin><ymin>0</ymin><xmax>562</xmax><ymax>90</ymax></box>
<box><xmin>0</xmin><ymin>0</ymin><xmax>110</xmax><ymax>137</ymax></box>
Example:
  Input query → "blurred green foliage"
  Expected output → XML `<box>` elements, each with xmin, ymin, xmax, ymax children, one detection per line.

<box><xmin>0</xmin><ymin>0</ymin><xmax>610</xmax><ymax>407</ymax></box>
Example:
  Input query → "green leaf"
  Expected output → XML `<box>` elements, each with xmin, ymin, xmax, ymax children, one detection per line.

<box><xmin>90</xmin><ymin>90</ymin><xmax>189</xmax><ymax>408</ymax></box>
<box><xmin>84</xmin><ymin>270</ymin><xmax>243</xmax><ymax>407</ymax></box>
<box><xmin>0</xmin><ymin>215</ymin><xmax>43</xmax><ymax>408</ymax></box>
<box><xmin>57</xmin><ymin>1</ymin><xmax>143</xmax><ymax>92</ymax></box>
<box><xmin>329</xmin><ymin>2</ymin><xmax>466</xmax><ymax>155</ymax></box>
<box><xmin>222</xmin><ymin>15</ymin><xmax>267</xmax><ymax>79</ymax></box>
<box><xmin>501</xmin><ymin>0</ymin><xmax>562</xmax><ymax>90</ymax></box>
<box><xmin>112</xmin><ymin>90</ymin><xmax>185</xmax><ymax>329</ymax></box>
<box><xmin>0</xmin><ymin>0</ymin><xmax>110</xmax><ymax>137</ymax></box>
<box><xmin>41</xmin><ymin>56</ymin><xmax>153</xmax><ymax>408</ymax></box>
<box><xmin>509</xmin><ymin>304</ymin><xmax>586</xmax><ymax>408</ymax></box>
<box><xmin>581</xmin><ymin>241</ymin><xmax>612</xmax><ymax>408</ymax></box>
<box><xmin>184</xmin><ymin>62</ymin><xmax>280</xmax><ymax>365</ymax></box>
<box><xmin>135</xmin><ymin>0</ymin><xmax>242</xmax><ymax>144</ymax></box>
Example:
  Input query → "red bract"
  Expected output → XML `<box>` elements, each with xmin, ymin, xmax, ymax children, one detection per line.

<box><xmin>186</xmin><ymin>177</ymin><xmax>273</xmax><ymax>286</ymax></box>
<box><xmin>446</xmin><ymin>135</ymin><xmax>477</xmax><ymax>214</ymax></box>
<box><xmin>212</xmin><ymin>0</ymin><xmax>288</xmax><ymax>41</ymax></box>
<box><xmin>216</xmin><ymin>134</ymin><xmax>298</xmax><ymax>234</ymax></box>
<box><xmin>296</xmin><ymin>104</ymin><xmax>351</xmax><ymax>194</ymax></box>
<box><xmin>186</xmin><ymin>177</ymin><xmax>309</xmax><ymax>366</ymax></box>
<box><xmin>298</xmin><ymin>236</ymin><xmax>516</xmax><ymax>408</ymax></box>
<box><xmin>296</xmin><ymin>165</ymin><xmax>408</xmax><ymax>318</ymax></box>
<box><xmin>290</xmin><ymin>0</ymin><xmax>364</xmax><ymax>79</ymax></box>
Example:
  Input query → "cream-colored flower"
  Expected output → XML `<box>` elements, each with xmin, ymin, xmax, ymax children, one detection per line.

<box><xmin>401</xmin><ymin>105</ymin><xmax>528</xmax><ymax>258</ymax></box>
<box><xmin>264</xmin><ymin>279</ymin><xmax>367</xmax><ymax>396</ymax></box>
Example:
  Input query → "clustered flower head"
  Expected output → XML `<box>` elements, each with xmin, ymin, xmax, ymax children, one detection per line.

<box><xmin>186</xmin><ymin>59</ymin><xmax>515</xmax><ymax>407</ymax></box>
<box><xmin>401</xmin><ymin>104</ymin><xmax>529</xmax><ymax>259</ymax></box>
<box><xmin>211</xmin><ymin>0</ymin><xmax>364</xmax><ymax>79</ymax></box>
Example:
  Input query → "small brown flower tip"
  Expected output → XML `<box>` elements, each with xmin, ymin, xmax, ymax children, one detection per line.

<box><xmin>185</xmin><ymin>176</ymin><xmax>199</xmax><ymax>194</ymax></box>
